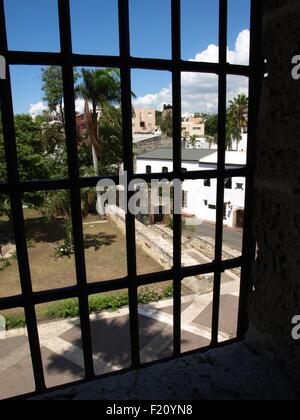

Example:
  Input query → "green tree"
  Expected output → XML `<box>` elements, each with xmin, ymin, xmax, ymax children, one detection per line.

<box><xmin>188</xmin><ymin>135</ymin><xmax>198</xmax><ymax>148</ymax></box>
<box><xmin>203</xmin><ymin>94</ymin><xmax>248</xmax><ymax>150</ymax></box>
<box><xmin>78</xmin><ymin>68</ymin><xmax>122</xmax><ymax>176</ymax></box>
<box><xmin>41</xmin><ymin>66</ymin><xmax>79</xmax><ymax>127</ymax></box>
<box><xmin>0</xmin><ymin>114</ymin><xmax>49</xmax><ymax>219</ymax></box>
<box><xmin>99</xmin><ymin>105</ymin><xmax>123</xmax><ymax>174</ymax></box>
<box><xmin>227</xmin><ymin>94</ymin><xmax>248</xmax><ymax>148</ymax></box>
<box><xmin>155</xmin><ymin>110</ymin><xmax>162</xmax><ymax>127</ymax></box>
<box><xmin>205</xmin><ymin>114</ymin><xmax>218</xmax><ymax>139</ymax></box>
<box><xmin>160</xmin><ymin>111</ymin><xmax>173</xmax><ymax>137</ymax></box>
<box><xmin>41</xmin><ymin>66</ymin><xmax>65</xmax><ymax>126</ymax></box>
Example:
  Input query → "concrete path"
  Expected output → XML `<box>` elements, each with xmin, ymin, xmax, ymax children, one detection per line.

<box><xmin>0</xmin><ymin>278</ymin><xmax>240</xmax><ymax>400</ymax></box>
<box><xmin>192</xmin><ymin>222</ymin><xmax>243</xmax><ymax>252</ymax></box>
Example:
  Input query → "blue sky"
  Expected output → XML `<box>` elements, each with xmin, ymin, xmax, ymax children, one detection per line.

<box><xmin>3</xmin><ymin>0</ymin><xmax>250</xmax><ymax>115</ymax></box>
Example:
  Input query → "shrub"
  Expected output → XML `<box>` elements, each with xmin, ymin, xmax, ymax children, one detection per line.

<box><xmin>0</xmin><ymin>258</ymin><xmax>10</xmax><ymax>272</ymax></box>
<box><xmin>45</xmin><ymin>298</ymin><xmax>80</xmax><ymax>319</ymax></box>
<box><xmin>5</xmin><ymin>315</ymin><xmax>26</xmax><ymax>329</ymax></box>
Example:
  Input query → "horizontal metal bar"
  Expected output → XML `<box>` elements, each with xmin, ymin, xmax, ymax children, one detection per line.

<box><xmin>5</xmin><ymin>50</ymin><xmax>249</xmax><ymax>76</ymax></box>
<box><xmin>0</xmin><ymin>167</ymin><xmax>248</xmax><ymax>194</ymax></box>
<box><xmin>0</xmin><ymin>294</ymin><xmax>24</xmax><ymax>310</ymax></box>
<box><xmin>0</xmin><ymin>258</ymin><xmax>242</xmax><ymax>312</ymax></box>
<box><xmin>181</xmin><ymin>257</ymin><xmax>243</xmax><ymax>278</ymax></box>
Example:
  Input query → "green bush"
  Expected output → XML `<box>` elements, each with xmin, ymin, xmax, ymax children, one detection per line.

<box><xmin>89</xmin><ymin>293</ymin><xmax>129</xmax><ymax>313</ymax></box>
<box><xmin>5</xmin><ymin>315</ymin><xmax>26</xmax><ymax>329</ymax></box>
<box><xmin>45</xmin><ymin>298</ymin><xmax>80</xmax><ymax>319</ymax></box>
<box><xmin>0</xmin><ymin>258</ymin><xmax>11</xmax><ymax>272</ymax></box>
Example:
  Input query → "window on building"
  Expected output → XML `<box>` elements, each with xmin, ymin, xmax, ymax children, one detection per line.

<box><xmin>225</xmin><ymin>178</ymin><xmax>232</xmax><ymax>189</ymax></box>
<box><xmin>208</xmin><ymin>204</ymin><xmax>216</xmax><ymax>210</ymax></box>
<box><xmin>204</xmin><ymin>179</ymin><xmax>211</xmax><ymax>187</ymax></box>
<box><xmin>146</xmin><ymin>165</ymin><xmax>152</xmax><ymax>174</ymax></box>
<box><xmin>236</xmin><ymin>183</ymin><xmax>244</xmax><ymax>190</ymax></box>
<box><xmin>140</xmin><ymin>121</ymin><xmax>145</xmax><ymax>128</ymax></box>
<box><xmin>162</xmin><ymin>167</ymin><xmax>168</xmax><ymax>174</ymax></box>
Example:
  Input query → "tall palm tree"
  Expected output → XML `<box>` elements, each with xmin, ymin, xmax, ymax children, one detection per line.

<box><xmin>227</xmin><ymin>94</ymin><xmax>249</xmax><ymax>149</ymax></box>
<box><xmin>78</xmin><ymin>68</ymin><xmax>121</xmax><ymax>175</ymax></box>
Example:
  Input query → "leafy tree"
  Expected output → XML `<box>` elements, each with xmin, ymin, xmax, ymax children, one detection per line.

<box><xmin>0</xmin><ymin>115</ymin><xmax>50</xmax><ymax>220</ymax></box>
<box><xmin>205</xmin><ymin>114</ymin><xmax>218</xmax><ymax>139</ymax></box>
<box><xmin>155</xmin><ymin>110</ymin><xmax>162</xmax><ymax>127</ymax></box>
<box><xmin>41</xmin><ymin>66</ymin><xmax>65</xmax><ymax>126</ymax></box>
<box><xmin>78</xmin><ymin>68</ymin><xmax>122</xmax><ymax>175</ymax></box>
<box><xmin>203</xmin><ymin>94</ymin><xmax>248</xmax><ymax>150</ymax></box>
<box><xmin>99</xmin><ymin>105</ymin><xmax>123</xmax><ymax>174</ymax></box>
<box><xmin>160</xmin><ymin>110</ymin><xmax>173</xmax><ymax>137</ymax></box>
<box><xmin>187</xmin><ymin>135</ymin><xmax>198</xmax><ymax>148</ymax></box>
<box><xmin>227</xmin><ymin>93</ymin><xmax>248</xmax><ymax>147</ymax></box>
<box><xmin>228</xmin><ymin>94</ymin><xmax>248</xmax><ymax>131</ymax></box>
<box><xmin>41</xmin><ymin>66</ymin><xmax>79</xmax><ymax>126</ymax></box>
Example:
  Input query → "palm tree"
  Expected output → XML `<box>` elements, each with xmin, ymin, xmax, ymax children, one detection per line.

<box><xmin>227</xmin><ymin>94</ymin><xmax>249</xmax><ymax>149</ymax></box>
<box><xmin>78</xmin><ymin>68</ymin><xmax>121</xmax><ymax>175</ymax></box>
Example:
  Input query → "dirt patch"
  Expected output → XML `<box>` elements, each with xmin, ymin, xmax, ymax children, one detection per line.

<box><xmin>0</xmin><ymin>212</ymin><xmax>163</xmax><ymax>301</ymax></box>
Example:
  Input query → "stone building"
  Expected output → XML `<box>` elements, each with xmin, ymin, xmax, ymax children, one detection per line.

<box><xmin>132</xmin><ymin>108</ymin><xmax>156</xmax><ymax>134</ymax></box>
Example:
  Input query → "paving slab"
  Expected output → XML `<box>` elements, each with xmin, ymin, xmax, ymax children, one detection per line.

<box><xmin>0</xmin><ymin>281</ymin><xmax>241</xmax><ymax>399</ymax></box>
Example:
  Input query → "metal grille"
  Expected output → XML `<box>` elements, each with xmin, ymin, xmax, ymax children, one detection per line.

<box><xmin>0</xmin><ymin>0</ymin><xmax>263</xmax><ymax>398</ymax></box>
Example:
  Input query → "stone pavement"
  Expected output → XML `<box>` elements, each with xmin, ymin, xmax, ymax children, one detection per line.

<box><xmin>0</xmin><ymin>278</ymin><xmax>240</xmax><ymax>400</ymax></box>
<box><xmin>33</xmin><ymin>342</ymin><xmax>296</xmax><ymax>400</ymax></box>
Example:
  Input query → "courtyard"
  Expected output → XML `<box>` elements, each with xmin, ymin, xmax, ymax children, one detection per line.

<box><xmin>0</xmin><ymin>209</ymin><xmax>164</xmax><ymax>321</ymax></box>
<box><xmin>0</xmin><ymin>276</ymin><xmax>240</xmax><ymax>399</ymax></box>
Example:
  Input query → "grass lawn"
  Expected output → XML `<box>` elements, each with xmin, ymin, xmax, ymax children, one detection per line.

<box><xmin>0</xmin><ymin>209</ymin><xmax>167</xmax><ymax>322</ymax></box>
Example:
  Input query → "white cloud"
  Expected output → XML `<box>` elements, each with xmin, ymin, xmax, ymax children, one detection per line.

<box><xmin>29</xmin><ymin>98</ymin><xmax>87</xmax><ymax>117</ymax></box>
<box><xmin>29</xmin><ymin>101</ymin><xmax>48</xmax><ymax>116</ymax></box>
<box><xmin>133</xmin><ymin>30</ymin><xmax>250</xmax><ymax>114</ymax></box>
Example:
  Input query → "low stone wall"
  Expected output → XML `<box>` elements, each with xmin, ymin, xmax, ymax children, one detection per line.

<box><xmin>106</xmin><ymin>205</ymin><xmax>213</xmax><ymax>294</ymax></box>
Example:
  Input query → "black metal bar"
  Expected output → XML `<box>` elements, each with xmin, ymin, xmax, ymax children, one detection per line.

<box><xmin>0</xmin><ymin>167</ymin><xmax>248</xmax><ymax>194</ymax></box>
<box><xmin>5</xmin><ymin>50</ymin><xmax>250</xmax><ymax>77</ymax></box>
<box><xmin>0</xmin><ymin>0</ymin><xmax>46</xmax><ymax>393</ymax></box>
<box><xmin>237</xmin><ymin>0</ymin><xmax>263</xmax><ymax>339</ymax></box>
<box><xmin>0</xmin><ymin>0</ymin><xmax>259</xmax><ymax>400</ymax></box>
<box><xmin>57</xmin><ymin>0</ymin><xmax>94</xmax><ymax>379</ymax></box>
<box><xmin>171</xmin><ymin>0</ymin><xmax>182</xmax><ymax>357</ymax></box>
<box><xmin>0</xmin><ymin>257</ymin><xmax>243</xmax><ymax>312</ymax></box>
<box><xmin>118</xmin><ymin>0</ymin><xmax>140</xmax><ymax>369</ymax></box>
<box><xmin>211</xmin><ymin>0</ymin><xmax>228</xmax><ymax>346</ymax></box>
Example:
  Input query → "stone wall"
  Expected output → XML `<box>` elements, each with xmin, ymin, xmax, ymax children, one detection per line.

<box><xmin>133</xmin><ymin>135</ymin><xmax>173</xmax><ymax>155</ymax></box>
<box><xmin>106</xmin><ymin>205</ymin><xmax>213</xmax><ymax>294</ymax></box>
<box><xmin>246</xmin><ymin>0</ymin><xmax>300</xmax><ymax>394</ymax></box>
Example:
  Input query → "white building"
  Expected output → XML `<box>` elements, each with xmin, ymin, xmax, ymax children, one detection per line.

<box><xmin>136</xmin><ymin>149</ymin><xmax>247</xmax><ymax>228</ymax></box>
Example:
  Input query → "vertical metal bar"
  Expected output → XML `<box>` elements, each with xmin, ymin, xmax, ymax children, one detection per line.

<box><xmin>171</xmin><ymin>0</ymin><xmax>182</xmax><ymax>356</ymax></box>
<box><xmin>118</xmin><ymin>0</ymin><xmax>140</xmax><ymax>368</ymax></box>
<box><xmin>0</xmin><ymin>0</ymin><xmax>46</xmax><ymax>392</ymax></box>
<box><xmin>237</xmin><ymin>0</ymin><xmax>263</xmax><ymax>338</ymax></box>
<box><xmin>211</xmin><ymin>0</ymin><xmax>228</xmax><ymax>345</ymax></box>
<box><xmin>57</xmin><ymin>0</ymin><xmax>94</xmax><ymax>379</ymax></box>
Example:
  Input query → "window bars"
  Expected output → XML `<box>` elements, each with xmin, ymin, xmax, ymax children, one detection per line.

<box><xmin>0</xmin><ymin>0</ymin><xmax>263</xmax><ymax>399</ymax></box>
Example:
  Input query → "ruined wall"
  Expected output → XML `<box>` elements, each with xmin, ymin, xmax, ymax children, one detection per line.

<box><xmin>247</xmin><ymin>0</ymin><xmax>300</xmax><ymax>393</ymax></box>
